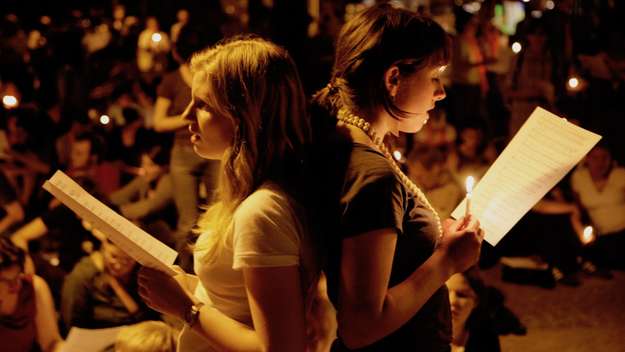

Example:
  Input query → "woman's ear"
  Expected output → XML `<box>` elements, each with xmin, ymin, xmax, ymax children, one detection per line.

<box><xmin>384</xmin><ymin>66</ymin><xmax>401</xmax><ymax>99</ymax></box>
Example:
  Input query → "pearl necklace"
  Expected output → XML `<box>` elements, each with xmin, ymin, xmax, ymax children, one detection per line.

<box><xmin>337</xmin><ymin>107</ymin><xmax>443</xmax><ymax>238</ymax></box>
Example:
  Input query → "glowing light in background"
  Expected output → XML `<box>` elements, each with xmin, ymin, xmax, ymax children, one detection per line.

<box><xmin>512</xmin><ymin>42</ymin><xmax>522</xmax><ymax>54</ymax></box>
<box><xmin>583</xmin><ymin>226</ymin><xmax>594</xmax><ymax>244</ymax></box>
<box><xmin>151</xmin><ymin>33</ymin><xmax>162</xmax><ymax>43</ymax></box>
<box><xmin>2</xmin><ymin>95</ymin><xmax>18</xmax><ymax>109</ymax></box>
<box><xmin>392</xmin><ymin>150</ymin><xmax>402</xmax><ymax>161</ymax></box>
<box><xmin>568</xmin><ymin>77</ymin><xmax>580</xmax><ymax>89</ymax></box>
<box><xmin>462</xmin><ymin>2</ymin><xmax>481</xmax><ymax>14</ymax></box>
<box><xmin>99</xmin><ymin>114</ymin><xmax>111</xmax><ymax>125</ymax></box>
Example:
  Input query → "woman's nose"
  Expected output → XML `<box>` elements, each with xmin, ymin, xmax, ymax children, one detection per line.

<box><xmin>182</xmin><ymin>101</ymin><xmax>195</xmax><ymax>122</ymax></box>
<box><xmin>434</xmin><ymin>81</ymin><xmax>446</xmax><ymax>102</ymax></box>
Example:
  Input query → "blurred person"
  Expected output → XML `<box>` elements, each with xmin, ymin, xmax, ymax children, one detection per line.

<box><xmin>571</xmin><ymin>141</ymin><xmax>625</xmax><ymax>270</ymax></box>
<box><xmin>505</xmin><ymin>18</ymin><xmax>555</xmax><ymax>137</ymax></box>
<box><xmin>170</xmin><ymin>9</ymin><xmax>189</xmax><ymax>44</ymax></box>
<box><xmin>0</xmin><ymin>238</ymin><xmax>64</xmax><ymax>352</ymax></box>
<box><xmin>481</xmin><ymin>22</ymin><xmax>512</xmax><ymax>138</ymax></box>
<box><xmin>311</xmin><ymin>4</ymin><xmax>483</xmax><ymax>349</ymax></box>
<box><xmin>115</xmin><ymin>320</ymin><xmax>177</xmax><ymax>352</ymax></box>
<box><xmin>448</xmin><ymin>12</ymin><xmax>490</xmax><ymax>127</ymax></box>
<box><xmin>447</xmin><ymin>267</ymin><xmax>501</xmax><ymax>352</ymax></box>
<box><xmin>0</xmin><ymin>171</ymin><xmax>24</xmax><ymax>235</ymax></box>
<box><xmin>139</xmin><ymin>36</ymin><xmax>327</xmax><ymax>352</ymax></box>
<box><xmin>10</xmin><ymin>132</ymin><xmax>110</xmax><ymax>300</ymax></box>
<box><xmin>413</xmin><ymin>108</ymin><xmax>457</xmax><ymax>151</ymax></box>
<box><xmin>108</xmin><ymin>148</ymin><xmax>176</xmax><ymax>248</ymax></box>
<box><xmin>152</xmin><ymin>24</ymin><xmax>220</xmax><ymax>271</ymax></box>
<box><xmin>2</xmin><ymin>110</ymin><xmax>51</xmax><ymax>207</ymax></box>
<box><xmin>407</xmin><ymin>146</ymin><xmax>462</xmax><ymax>220</ymax></box>
<box><xmin>447</xmin><ymin>123</ymin><xmax>489</xmax><ymax>185</ymax></box>
<box><xmin>137</xmin><ymin>17</ymin><xmax>170</xmax><ymax>78</ymax></box>
<box><xmin>82</xmin><ymin>20</ymin><xmax>112</xmax><ymax>55</ymax></box>
<box><xmin>61</xmin><ymin>233</ymin><xmax>158</xmax><ymax>329</ymax></box>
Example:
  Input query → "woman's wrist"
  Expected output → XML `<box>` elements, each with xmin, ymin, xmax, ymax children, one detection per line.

<box><xmin>432</xmin><ymin>248</ymin><xmax>456</xmax><ymax>280</ymax></box>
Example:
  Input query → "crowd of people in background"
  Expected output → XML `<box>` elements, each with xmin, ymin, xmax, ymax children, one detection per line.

<box><xmin>1</xmin><ymin>0</ymin><xmax>624</xmax><ymax>351</ymax></box>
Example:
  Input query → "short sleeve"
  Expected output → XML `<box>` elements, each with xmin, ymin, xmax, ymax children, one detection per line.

<box><xmin>341</xmin><ymin>165</ymin><xmax>405</xmax><ymax>238</ymax></box>
<box><xmin>613</xmin><ymin>168</ymin><xmax>625</xmax><ymax>188</ymax></box>
<box><xmin>231</xmin><ymin>188</ymin><xmax>300</xmax><ymax>270</ymax></box>
<box><xmin>570</xmin><ymin>168</ymin><xmax>584</xmax><ymax>194</ymax></box>
<box><xmin>156</xmin><ymin>73</ymin><xmax>175</xmax><ymax>100</ymax></box>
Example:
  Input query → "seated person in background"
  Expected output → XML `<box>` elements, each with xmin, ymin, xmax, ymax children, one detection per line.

<box><xmin>407</xmin><ymin>146</ymin><xmax>463</xmax><ymax>220</ymax></box>
<box><xmin>109</xmin><ymin>148</ymin><xmax>175</xmax><ymax>248</ymax></box>
<box><xmin>448</xmin><ymin>267</ymin><xmax>501</xmax><ymax>352</ymax></box>
<box><xmin>115</xmin><ymin>320</ymin><xmax>177</xmax><ymax>352</ymax></box>
<box><xmin>0</xmin><ymin>171</ymin><xmax>24</xmax><ymax>235</ymax></box>
<box><xmin>413</xmin><ymin>108</ymin><xmax>457</xmax><ymax>151</ymax></box>
<box><xmin>571</xmin><ymin>141</ymin><xmax>625</xmax><ymax>270</ymax></box>
<box><xmin>61</xmin><ymin>231</ymin><xmax>158</xmax><ymax>330</ymax></box>
<box><xmin>10</xmin><ymin>130</ymin><xmax>110</xmax><ymax>291</ymax></box>
<box><xmin>447</xmin><ymin>123</ymin><xmax>489</xmax><ymax>185</ymax></box>
<box><xmin>485</xmin><ymin>138</ymin><xmax>586</xmax><ymax>285</ymax></box>
<box><xmin>0</xmin><ymin>238</ymin><xmax>64</xmax><ymax>352</ymax></box>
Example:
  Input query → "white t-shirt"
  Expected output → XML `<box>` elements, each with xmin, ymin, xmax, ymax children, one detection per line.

<box><xmin>571</xmin><ymin>166</ymin><xmax>625</xmax><ymax>235</ymax></box>
<box><xmin>178</xmin><ymin>182</ymin><xmax>317</xmax><ymax>351</ymax></box>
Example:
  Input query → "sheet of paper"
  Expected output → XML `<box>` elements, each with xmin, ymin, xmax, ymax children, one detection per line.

<box><xmin>61</xmin><ymin>326</ymin><xmax>125</xmax><ymax>352</ymax></box>
<box><xmin>43</xmin><ymin>170</ymin><xmax>178</xmax><ymax>275</ymax></box>
<box><xmin>451</xmin><ymin>107</ymin><xmax>601</xmax><ymax>245</ymax></box>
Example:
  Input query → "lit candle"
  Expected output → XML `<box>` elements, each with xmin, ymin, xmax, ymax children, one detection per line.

<box><xmin>465</xmin><ymin>176</ymin><xmax>475</xmax><ymax>217</ymax></box>
<box><xmin>582</xmin><ymin>226</ymin><xmax>594</xmax><ymax>244</ymax></box>
<box><xmin>2</xmin><ymin>95</ymin><xmax>18</xmax><ymax>109</ymax></box>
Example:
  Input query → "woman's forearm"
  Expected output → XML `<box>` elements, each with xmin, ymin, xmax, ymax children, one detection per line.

<box><xmin>339</xmin><ymin>250</ymin><xmax>452</xmax><ymax>348</ymax></box>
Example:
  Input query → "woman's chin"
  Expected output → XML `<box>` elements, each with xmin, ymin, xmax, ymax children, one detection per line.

<box><xmin>398</xmin><ymin>113</ymin><xmax>428</xmax><ymax>133</ymax></box>
<box><xmin>193</xmin><ymin>146</ymin><xmax>223</xmax><ymax>161</ymax></box>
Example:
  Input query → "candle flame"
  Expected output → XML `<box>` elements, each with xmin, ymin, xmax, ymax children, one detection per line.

<box><xmin>465</xmin><ymin>176</ymin><xmax>475</xmax><ymax>194</ymax></box>
<box><xmin>151</xmin><ymin>33</ymin><xmax>162</xmax><ymax>43</ymax></box>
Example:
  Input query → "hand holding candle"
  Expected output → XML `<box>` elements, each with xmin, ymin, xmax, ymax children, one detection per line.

<box><xmin>465</xmin><ymin>176</ymin><xmax>475</xmax><ymax>217</ymax></box>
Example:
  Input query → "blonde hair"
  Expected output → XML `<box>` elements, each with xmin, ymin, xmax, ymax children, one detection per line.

<box><xmin>190</xmin><ymin>36</ymin><xmax>310</xmax><ymax>262</ymax></box>
<box><xmin>115</xmin><ymin>321</ymin><xmax>177</xmax><ymax>352</ymax></box>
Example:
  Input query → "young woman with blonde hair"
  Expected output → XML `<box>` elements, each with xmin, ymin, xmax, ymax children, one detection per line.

<box><xmin>138</xmin><ymin>36</ymin><xmax>327</xmax><ymax>351</ymax></box>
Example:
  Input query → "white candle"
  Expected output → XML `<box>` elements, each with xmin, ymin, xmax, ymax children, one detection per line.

<box><xmin>465</xmin><ymin>176</ymin><xmax>475</xmax><ymax>217</ymax></box>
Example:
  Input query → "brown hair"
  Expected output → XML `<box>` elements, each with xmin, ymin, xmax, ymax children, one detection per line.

<box><xmin>313</xmin><ymin>3</ymin><xmax>451</xmax><ymax>120</ymax></box>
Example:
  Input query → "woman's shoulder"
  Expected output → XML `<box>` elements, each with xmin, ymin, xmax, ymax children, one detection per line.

<box><xmin>235</xmin><ymin>183</ymin><xmax>296</xmax><ymax>222</ymax></box>
<box><xmin>347</xmin><ymin>144</ymin><xmax>395</xmax><ymax>180</ymax></box>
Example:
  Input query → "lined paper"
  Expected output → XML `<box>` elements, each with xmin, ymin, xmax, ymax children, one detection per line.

<box><xmin>43</xmin><ymin>170</ymin><xmax>178</xmax><ymax>275</ymax></box>
<box><xmin>451</xmin><ymin>107</ymin><xmax>601</xmax><ymax>245</ymax></box>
